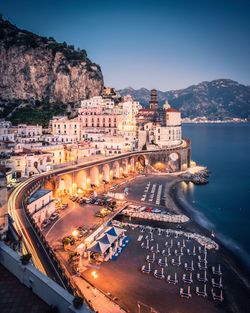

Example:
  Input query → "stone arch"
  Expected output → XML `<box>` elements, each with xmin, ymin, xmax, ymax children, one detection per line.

<box><xmin>76</xmin><ymin>170</ymin><xmax>87</xmax><ymax>190</ymax></box>
<box><xmin>112</xmin><ymin>161</ymin><xmax>120</xmax><ymax>179</ymax></box>
<box><xmin>129</xmin><ymin>157</ymin><xmax>135</xmax><ymax>172</ymax></box>
<box><xmin>121</xmin><ymin>159</ymin><xmax>128</xmax><ymax>175</ymax></box>
<box><xmin>168</xmin><ymin>151</ymin><xmax>181</xmax><ymax>172</ymax></box>
<box><xmin>102</xmin><ymin>164</ymin><xmax>110</xmax><ymax>182</ymax></box>
<box><xmin>58</xmin><ymin>174</ymin><xmax>72</xmax><ymax>195</ymax></box>
<box><xmin>90</xmin><ymin>166</ymin><xmax>99</xmax><ymax>187</ymax></box>
<box><xmin>137</xmin><ymin>155</ymin><xmax>146</xmax><ymax>167</ymax></box>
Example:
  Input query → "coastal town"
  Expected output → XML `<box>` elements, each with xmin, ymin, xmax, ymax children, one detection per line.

<box><xmin>0</xmin><ymin>88</ymin><xmax>187</xmax><ymax>185</ymax></box>
<box><xmin>0</xmin><ymin>2</ymin><xmax>250</xmax><ymax>313</ymax></box>
<box><xmin>1</xmin><ymin>87</ymin><xmax>249</xmax><ymax>313</ymax></box>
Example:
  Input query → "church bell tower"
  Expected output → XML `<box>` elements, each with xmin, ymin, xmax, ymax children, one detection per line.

<box><xmin>149</xmin><ymin>89</ymin><xmax>158</xmax><ymax>110</ymax></box>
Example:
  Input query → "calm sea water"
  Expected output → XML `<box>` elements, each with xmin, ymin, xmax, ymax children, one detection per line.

<box><xmin>182</xmin><ymin>123</ymin><xmax>250</xmax><ymax>268</ymax></box>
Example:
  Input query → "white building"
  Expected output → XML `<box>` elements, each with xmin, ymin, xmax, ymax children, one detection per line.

<box><xmin>27</xmin><ymin>189</ymin><xmax>54</xmax><ymax>225</ymax></box>
<box><xmin>138</xmin><ymin>107</ymin><xmax>182</xmax><ymax>149</ymax></box>
<box><xmin>1</xmin><ymin>151</ymin><xmax>53</xmax><ymax>182</ymax></box>
<box><xmin>80</xmin><ymin>96</ymin><xmax>114</xmax><ymax>110</ymax></box>
<box><xmin>0</xmin><ymin>119</ymin><xmax>15</xmax><ymax>142</ymax></box>
<box><xmin>77</xmin><ymin>95</ymin><xmax>140</xmax><ymax>151</ymax></box>
<box><xmin>27</xmin><ymin>189</ymin><xmax>53</xmax><ymax>214</ymax></box>
<box><xmin>17</xmin><ymin>124</ymin><xmax>42</xmax><ymax>137</ymax></box>
<box><xmin>51</xmin><ymin>117</ymin><xmax>82</xmax><ymax>143</ymax></box>
<box><xmin>65</xmin><ymin>143</ymin><xmax>98</xmax><ymax>163</ymax></box>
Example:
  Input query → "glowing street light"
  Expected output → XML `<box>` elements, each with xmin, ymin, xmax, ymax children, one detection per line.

<box><xmin>72</xmin><ymin>230</ymin><xmax>79</xmax><ymax>237</ymax></box>
<box><xmin>91</xmin><ymin>270</ymin><xmax>98</xmax><ymax>279</ymax></box>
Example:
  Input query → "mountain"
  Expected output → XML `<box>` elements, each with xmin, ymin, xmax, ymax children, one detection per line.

<box><xmin>0</xmin><ymin>15</ymin><xmax>103</xmax><ymax>125</ymax></box>
<box><xmin>119</xmin><ymin>79</ymin><xmax>250</xmax><ymax>119</ymax></box>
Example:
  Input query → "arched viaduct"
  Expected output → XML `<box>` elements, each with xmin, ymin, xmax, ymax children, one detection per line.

<box><xmin>8</xmin><ymin>140</ymin><xmax>191</xmax><ymax>279</ymax></box>
<box><xmin>43</xmin><ymin>142</ymin><xmax>191</xmax><ymax>195</ymax></box>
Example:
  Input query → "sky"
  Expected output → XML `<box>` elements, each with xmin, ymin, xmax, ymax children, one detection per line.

<box><xmin>1</xmin><ymin>0</ymin><xmax>250</xmax><ymax>90</ymax></box>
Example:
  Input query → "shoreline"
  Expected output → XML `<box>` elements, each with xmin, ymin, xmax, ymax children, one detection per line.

<box><xmin>171</xmin><ymin>180</ymin><xmax>250</xmax><ymax>288</ymax></box>
<box><xmin>112</xmin><ymin>173</ymin><xmax>250</xmax><ymax>312</ymax></box>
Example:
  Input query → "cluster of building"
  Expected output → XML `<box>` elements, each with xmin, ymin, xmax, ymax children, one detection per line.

<box><xmin>0</xmin><ymin>88</ymin><xmax>183</xmax><ymax>185</ymax></box>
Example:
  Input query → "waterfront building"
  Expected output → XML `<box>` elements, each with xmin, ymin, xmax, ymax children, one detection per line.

<box><xmin>138</xmin><ymin>109</ymin><xmax>182</xmax><ymax>149</ymax></box>
<box><xmin>154</xmin><ymin>108</ymin><xmax>182</xmax><ymax>147</ymax></box>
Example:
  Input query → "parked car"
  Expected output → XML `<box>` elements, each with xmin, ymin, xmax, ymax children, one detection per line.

<box><xmin>50</xmin><ymin>213</ymin><xmax>59</xmax><ymax>221</ymax></box>
<box><xmin>95</xmin><ymin>212</ymin><xmax>104</xmax><ymax>218</ymax></box>
<box><xmin>152</xmin><ymin>209</ymin><xmax>161</xmax><ymax>214</ymax></box>
<box><xmin>41</xmin><ymin>219</ymin><xmax>50</xmax><ymax>229</ymax></box>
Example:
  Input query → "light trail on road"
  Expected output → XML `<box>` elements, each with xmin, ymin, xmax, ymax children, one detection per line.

<box><xmin>8</xmin><ymin>178</ymin><xmax>47</xmax><ymax>274</ymax></box>
<box><xmin>7</xmin><ymin>145</ymin><xmax>190</xmax><ymax>290</ymax></box>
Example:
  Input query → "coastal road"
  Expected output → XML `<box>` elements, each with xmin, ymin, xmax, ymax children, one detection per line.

<box><xmin>8</xmin><ymin>177</ymin><xmax>68</xmax><ymax>288</ymax></box>
<box><xmin>7</xmin><ymin>149</ymin><xmax>188</xmax><ymax>287</ymax></box>
<box><xmin>44</xmin><ymin>202</ymin><xmax>102</xmax><ymax>244</ymax></box>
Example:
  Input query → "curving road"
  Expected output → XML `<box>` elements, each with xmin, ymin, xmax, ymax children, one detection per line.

<box><xmin>8</xmin><ymin>176</ymin><xmax>68</xmax><ymax>287</ymax></box>
<box><xmin>7</xmin><ymin>145</ymin><xmax>189</xmax><ymax>287</ymax></box>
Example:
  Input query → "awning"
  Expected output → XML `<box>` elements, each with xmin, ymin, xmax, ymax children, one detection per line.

<box><xmin>98</xmin><ymin>233</ymin><xmax>117</xmax><ymax>245</ymax></box>
<box><xmin>87</xmin><ymin>241</ymin><xmax>110</xmax><ymax>254</ymax></box>
<box><xmin>106</xmin><ymin>226</ymin><xmax>125</xmax><ymax>237</ymax></box>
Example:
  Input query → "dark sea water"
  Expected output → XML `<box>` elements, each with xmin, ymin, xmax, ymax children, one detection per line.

<box><xmin>182</xmin><ymin>123</ymin><xmax>250</xmax><ymax>268</ymax></box>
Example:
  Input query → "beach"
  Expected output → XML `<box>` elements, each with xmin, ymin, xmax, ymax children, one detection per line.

<box><xmin>112</xmin><ymin>174</ymin><xmax>250</xmax><ymax>313</ymax></box>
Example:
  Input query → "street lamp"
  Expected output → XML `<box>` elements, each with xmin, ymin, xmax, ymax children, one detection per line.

<box><xmin>72</xmin><ymin>230</ymin><xmax>79</xmax><ymax>237</ymax></box>
<box><xmin>91</xmin><ymin>270</ymin><xmax>98</xmax><ymax>279</ymax></box>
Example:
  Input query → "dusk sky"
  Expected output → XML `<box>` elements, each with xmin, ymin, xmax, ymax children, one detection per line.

<box><xmin>1</xmin><ymin>0</ymin><xmax>250</xmax><ymax>90</ymax></box>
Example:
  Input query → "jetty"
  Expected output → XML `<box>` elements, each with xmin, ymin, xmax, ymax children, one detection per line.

<box><xmin>180</xmin><ymin>167</ymin><xmax>210</xmax><ymax>185</ymax></box>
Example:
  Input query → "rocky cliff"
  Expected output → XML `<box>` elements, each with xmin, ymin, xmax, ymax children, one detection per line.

<box><xmin>119</xmin><ymin>79</ymin><xmax>250</xmax><ymax>120</ymax></box>
<box><xmin>0</xmin><ymin>16</ymin><xmax>103</xmax><ymax>124</ymax></box>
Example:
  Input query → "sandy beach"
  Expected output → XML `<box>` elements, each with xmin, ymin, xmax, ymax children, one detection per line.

<box><xmin>112</xmin><ymin>174</ymin><xmax>250</xmax><ymax>313</ymax></box>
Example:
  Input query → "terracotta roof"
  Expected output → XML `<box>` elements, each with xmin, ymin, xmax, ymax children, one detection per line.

<box><xmin>166</xmin><ymin>108</ymin><xmax>179</xmax><ymax>113</ymax></box>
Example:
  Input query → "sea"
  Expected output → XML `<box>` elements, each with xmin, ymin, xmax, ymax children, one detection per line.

<box><xmin>182</xmin><ymin>123</ymin><xmax>250</xmax><ymax>269</ymax></box>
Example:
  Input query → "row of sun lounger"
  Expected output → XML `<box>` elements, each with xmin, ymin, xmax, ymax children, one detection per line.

<box><xmin>180</xmin><ymin>286</ymin><xmax>224</xmax><ymax>301</ymax></box>
<box><xmin>140</xmin><ymin>265</ymin><xmax>224</xmax><ymax>302</ymax></box>
<box><xmin>141</xmin><ymin>261</ymin><xmax>223</xmax><ymax>288</ymax></box>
